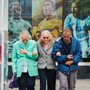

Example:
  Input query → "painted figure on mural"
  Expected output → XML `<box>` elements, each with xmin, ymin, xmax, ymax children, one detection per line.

<box><xmin>8</xmin><ymin>1</ymin><xmax>31</xmax><ymax>60</ymax></box>
<box><xmin>79</xmin><ymin>0</ymin><xmax>90</xmax><ymax>58</ymax></box>
<box><xmin>37</xmin><ymin>0</ymin><xmax>62</xmax><ymax>40</ymax></box>
<box><xmin>64</xmin><ymin>0</ymin><xmax>90</xmax><ymax>58</ymax></box>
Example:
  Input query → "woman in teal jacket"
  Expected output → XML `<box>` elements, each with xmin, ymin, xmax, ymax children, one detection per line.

<box><xmin>12</xmin><ymin>30</ymin><xmax>38</xmax><ymax>90</ymax></box>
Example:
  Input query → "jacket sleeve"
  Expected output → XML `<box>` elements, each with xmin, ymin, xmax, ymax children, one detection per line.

<box><xmin>73</xmin><ymin>40</ymin><xmax>82</xmax><ymax>64</ymax></box>
<box><xmin>26</xmin><ymin>41</ymin><xmax>38</xmax><ymax>60</ymax></box>
<box><xmin>12</xmin><ymin>43</ymin><xmax>17</xmax><ymax>73</ymax></box>
<box><xmin>52</xmin><ymin>40</ymin><xmax>67</xmax><ymax>63</ymax></box>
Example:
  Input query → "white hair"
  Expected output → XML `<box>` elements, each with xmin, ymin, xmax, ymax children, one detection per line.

<box><xmin>41</xmin><ymin>30</ymin><xmax>52</xmax><ymax>40</ymax></box>
<box><xmin>19</xmin><ymin>29</ymin><xmax>31</xmax><ymax>39</ymax></box>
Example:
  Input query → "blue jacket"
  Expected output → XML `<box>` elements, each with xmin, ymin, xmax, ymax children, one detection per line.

<box><xmin>52</xmin><ymin>37</ymin><xmax>82</xmax><ymax>75</ymax></box>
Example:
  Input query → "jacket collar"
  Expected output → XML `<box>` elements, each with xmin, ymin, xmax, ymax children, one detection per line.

<box><xmin>19</xmin><ymin>40</ymin><xmax>29</xmax><ymax>48</ymax></box>
<box><xmin>60</xmin><ymin>37</ymin><xmax>76</xmax><ymax>54</ymax></box>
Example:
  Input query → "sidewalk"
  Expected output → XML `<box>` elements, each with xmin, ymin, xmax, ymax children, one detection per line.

<box><xmin>8</xmin><ymin>79</ymin><xmax>90</xmax><ymax>90</ymax></box>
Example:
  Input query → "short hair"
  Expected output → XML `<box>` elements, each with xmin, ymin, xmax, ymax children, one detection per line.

<box><xmin>20</xmin><ymin>29</ymin><xmax>31</xmax><ymax>39</ymax></box>
<box><xmin>41</xmin><ymin>30</ymin><xmax>52</xmax><ymax>38</ymax></box>
<box><xmin>43</xmin><ymin>0</ymin><xmax>56</xmax><ymax>11</ymax></box>
<box><xmin>62</xmin><ymin>28</ymin><xmax>72</xmax><ymax>36</ymax></box>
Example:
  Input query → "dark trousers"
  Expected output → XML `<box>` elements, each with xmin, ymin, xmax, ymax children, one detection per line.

<box><xmin>18</xmin><ymin>72</ymin><xmax>35</xmax><ymax>90</ymax></box>
<box><xmin>38</xmin><ymin>68</ymin><xmax>56</xmax><ymax>90</ymax></box>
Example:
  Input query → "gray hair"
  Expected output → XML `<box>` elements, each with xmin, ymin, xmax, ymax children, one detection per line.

<box><xmin>19</xmin><ymin>29</ymin><xmax>31</xmax><ymax>39</ymax></box>
<box><xmin>39</xmin><ymin>30</ymin><xmax>53</xmax><ymax>44</ymax></box>
<box><xmin>41</xmin><ymin>30</ymin><xmax>52</xmax><ymax>39</ymax></box>
<box><xmin>62</xmin><ymin>28</ymin><xmax>72</xmax><ymax>37</ymax></box>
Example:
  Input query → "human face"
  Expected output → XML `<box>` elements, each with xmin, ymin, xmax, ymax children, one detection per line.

<box><xmin>71</xmin><ymin>3</ymin><xmax>80</xmax><ymax>16</ymax></box>
<box><xmin>43</xmin><ymin>1</ymin><xmax>53</xmax><ymax>16</ymax></box>
<box><xmin>21</xmin><ymin>34</ymin><xmax>29</xmax><ymax>44</ymax></box>
<box><xmin>42</xmin><ymin>33</ymin><xmax>50</xmax><ymax>44</ymax></box>
<box><xmin>11</xmin><ymin>2</ymin><xmax>21</xmax><ymax>16</ymax></box>
<box><xmin>62</xmin><ymin>32</ymin><xmax>71</xmax><ymax>44</ymax></box>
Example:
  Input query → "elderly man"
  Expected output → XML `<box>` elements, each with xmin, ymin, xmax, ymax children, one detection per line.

<box><xmin>12</xmin><ymin>30</ymin><xmax>38</xmax><ymax>90</ymax></box>
<box><xmin>52</xmin><ymin>29</ymin><xmax>82</xmax><ymax>90</ymax></box>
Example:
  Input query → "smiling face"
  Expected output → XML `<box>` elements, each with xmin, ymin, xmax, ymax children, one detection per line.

<box><xmin>41</xmin><ymin>30</ymin><xmax>52</xmax><ymax>44</ymax></box>
<box><xmin>42</xmin><ymin>33</ymin><xmax>50</xmax><ymax>44</ymax></box>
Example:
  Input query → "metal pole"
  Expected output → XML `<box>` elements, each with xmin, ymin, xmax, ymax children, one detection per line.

<box><xmin>1</xmin><ymin>0</ymin><xmax>4</xmax><ymax>89</ymax></box>
<box><xmin>1</xmin><ymin>0</ymin><xmax>8</xmax><ymax>90</ymax></box>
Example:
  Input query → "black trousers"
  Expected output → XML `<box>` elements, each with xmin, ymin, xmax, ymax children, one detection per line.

<box><xmin>18</xmin><ymin>72</ymin><xmax>35</xmax><ymax>90</ymax></box>
<box><xmin>38</xmin><ymin>68</ymin><xmax>56</xmax><ymax>90</ymax></box>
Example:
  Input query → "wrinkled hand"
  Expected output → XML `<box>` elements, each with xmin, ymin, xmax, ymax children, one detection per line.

<box><xmin>56</xmin><ymin>52</ymin><xmax>61</xmax><ymax>56</ymax></box>
<box><xmin>32</xmin><ymin>51</ymin><xmax>37</xmax><ymax>55</ymax></box>
<box><xmin>67</xmin><ymin>54</ymin><xmax>73</xmax><ymax>61</ymax></box>
<box><xmin>65</xmin><ymin>61</ymin><xmax>73</xmax><ymax>66</ymax></box>
<box><xmin>20</xmin><ymin>49</ymin><xmax>27</xmax><ymax>54</ymax></box>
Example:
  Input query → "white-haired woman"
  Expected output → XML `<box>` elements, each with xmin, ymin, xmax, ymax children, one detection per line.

<box><xmin>37</xmin><ymin>30</ymin><xmax>56</xmax><ymax>90</ymax></box>
<box><xmin>12</xmin><ymin>30</ymin><xmax>38</xmax><ymax>90</ymax></box>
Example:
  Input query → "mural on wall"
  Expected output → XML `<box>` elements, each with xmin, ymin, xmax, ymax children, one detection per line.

<box><xmin>8</xmin><ymin>0</ymin><xmax>90</xmax><ymax>59</ymax></box>
<box><xmin>8</xmin><ymin>0</ymin><xmax>32</xmax><ymax>61</ymax></box>
<box><xmin>64</xmin><ymin>0</ymin><xmax>90</xmax><ymax>59</ymax></box>
<box><xmin>32</xmin><ymin>0</ymin><xmax>63</xmax><ymax>41</ymax></box>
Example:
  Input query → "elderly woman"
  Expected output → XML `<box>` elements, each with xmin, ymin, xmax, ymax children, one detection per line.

<box><xmin>37</xmin><ymin>30</ymin><xmax>56</xmax><ymax>90</ymax></box>
<box><xmin>12</xmin><ymin>30</ymin><xmax>38</xmax><ymax>90</ymax></box>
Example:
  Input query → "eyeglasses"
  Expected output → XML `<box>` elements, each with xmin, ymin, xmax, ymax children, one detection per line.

<box><xmin>43</xmin><ymin>37</ymin><xmax>49</xmax><ymax>39</ymax></box>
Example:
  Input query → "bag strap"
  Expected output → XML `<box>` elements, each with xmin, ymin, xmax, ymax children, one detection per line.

<box><xmin>11</xmin><ymin>73</ymin><xmax>15</xmax><ymax>81</ymax></box>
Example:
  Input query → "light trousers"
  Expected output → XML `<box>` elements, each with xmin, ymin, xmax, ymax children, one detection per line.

<box><xmin>58</xmin><ymin>70</ymin><xmax>78</xmax><ymax>90</ymax></box>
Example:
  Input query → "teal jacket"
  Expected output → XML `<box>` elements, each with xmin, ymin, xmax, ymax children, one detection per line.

<box><xmin>12</xmin><ymin>40</ymin><xmax>38</xmax><ymax>77</ymax></box>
